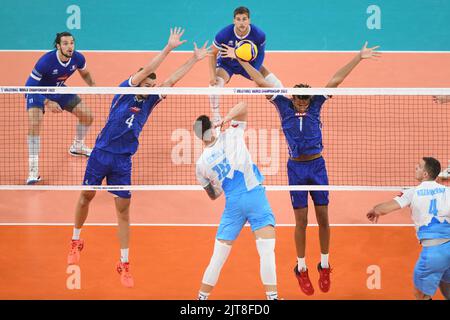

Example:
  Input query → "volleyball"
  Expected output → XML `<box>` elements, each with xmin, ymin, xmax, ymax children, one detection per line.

<box><xmin>234</xmin><ymin>40</ymin><xmax>258</xmax><ymax>62</ymax></box>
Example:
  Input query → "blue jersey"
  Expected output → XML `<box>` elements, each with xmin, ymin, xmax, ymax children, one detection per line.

<box><xmin>94</xmin><ymin>78</ymin><xmax>162</xmax><ymax>155</ymax></box>
<box><xmin>214</xmin><ymin>24</ymin><xmax>266</xmax><ymax>71</ymax></box>
<box><xmin>270</xmin><ymin>95</ymin><xmax>328</xmax><ymax>158</ymax></box>
<box><xmin>25</xmin><ymin>50</ymin><xmax>86</xmax><ymax>87</ymax></box>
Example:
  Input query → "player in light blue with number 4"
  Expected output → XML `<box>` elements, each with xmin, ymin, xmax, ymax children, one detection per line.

<box><xmin>66</xmin><ymin>28</ymin><xmax>210</xmax><ymax>288</ymax></box>
<box><xmin>194</xmin><ymin>101</ymin><xmax>279</xmax><ymax>300</ymax></box>
<box><xmin>367</xmin><ymin>157</ymin><xmax>450</xmax><ymax>300</ymax></box>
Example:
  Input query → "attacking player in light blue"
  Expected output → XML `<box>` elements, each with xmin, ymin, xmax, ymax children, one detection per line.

<box><xmin>25</xmin><ymin>32</ymin><xmax>96</xmax><ymax>185</ymax></box>
<box><xmin>194</xmin><ymin>102</ymin><xmax>279</xmax><ymax>300</ymax></box>
<box><xmin>66</xmin><ymin>28</ymin><xmax>210</xmax><ymax>288</ymax></box>
<box><xmin>208</xmin><ymin>6</ymin><xmax>282</xmax><ymax>125</ymax></box>
<box><xmin>368</xmin><ymin>157</ymin><xmax>450</xmax><ymax>300</ymax></box>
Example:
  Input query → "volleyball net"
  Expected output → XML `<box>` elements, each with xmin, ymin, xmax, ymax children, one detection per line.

<box><xmin>1</xmin><ymin>86</ymin><xmax>449</xmax><ymax>191</ymax></box>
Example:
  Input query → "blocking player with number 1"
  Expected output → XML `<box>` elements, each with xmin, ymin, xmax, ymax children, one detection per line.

<box><xmin>208</xmin><ymin>6</ymin><xmax>282</xmax><ymax>125</ymax></box>
<box><xmin>25</xmin><ymin>32</ymin><xmax>96</xmax><ymax>184</ymax></box>
<box><xmin>222</xmin><ymin>41</ymin><xmax>381</xmax><ymax>295</ymax></box>
<box><xmin>67</xmin><ymin>28</ymin><xmax>210</xmax><ymax>288</ymax></box>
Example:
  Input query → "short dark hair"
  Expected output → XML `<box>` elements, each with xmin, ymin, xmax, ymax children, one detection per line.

<box><xmin>193</xmin><ymin>115</ymin><xmax>212</xmax><ymax>140</ymax></box>
<box><xmin>137</xmin><ymin>68</ymin><xmax>156</xmax><ymax>80</ymax></box>
<box><xmin>54</xmin><ymin>32</ymin><xmax>74</xmax><ymax>48</ymax></box>
<box><xmin>234</xmin><ymin>6</ymin><xmax>250</xmax><ymax>18</ymax></box>
<box><xmin>423</xmin><ymin>157</ymin><xmax>441</xmax><ymax>180</ymax></box>
<box><xmin>293</xmin><ymin>83</ymin><xmax>312</xmax><ymax>100</ymax></box>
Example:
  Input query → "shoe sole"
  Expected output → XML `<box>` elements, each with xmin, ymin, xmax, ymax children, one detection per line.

<box><xmin>69</xmin><ymin>150</ymin><xmax>90</xmax><ymax>157</ymax></box>
<box><xmin>26</xmin><ymin>177</ymin><xmax>41</xmax><ymax>185</ymax></box>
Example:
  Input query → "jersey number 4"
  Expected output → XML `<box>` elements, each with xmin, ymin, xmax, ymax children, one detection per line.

<box><xmin>212</xmin><ymin>158</ymin><xmax>231</xmax><ymax>180</ymax></box>
<box><xmin>125</xmin><ymin>114</ymin><xmax>135</xmax><ymax>128</ymax></box>
<box><xmin>428</xmin><ymin>199</ymin><xmax>438</xmax><ymax>216</ymax></box>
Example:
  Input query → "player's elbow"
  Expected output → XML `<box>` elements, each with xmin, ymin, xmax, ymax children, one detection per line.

<box><xmin>209</xmin><ymin>193</ymin><xmax>219</xmax><ymax>200</ymax></box>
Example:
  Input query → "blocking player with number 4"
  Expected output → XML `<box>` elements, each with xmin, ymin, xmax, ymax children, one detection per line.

<box><xmin>67</xmin><ymin>27</ymin><xmax>210</xmax><ymax>288</ymax></box>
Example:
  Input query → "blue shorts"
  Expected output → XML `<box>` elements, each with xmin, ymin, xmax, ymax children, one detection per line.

<box><xmin>216</xmin><ymin>58</ymin><xmax>262</xmax><ymax>80</ymax></box>
<box><xmin>413</xmin><ymin>240</ymin><xmax>450</xmax><ymax>296</ymax></box>
<box><xmin>216</xmin><ymin>185</ymin><xmax>275</xmax><ymax>241</ymax></box>
<box><xmin>83</xmin><ymin>148</ymin><xmax>132</xmax><ymax>199</ymax></box>
<box><xmin>25</xmin><ymin>93</ymin><xmax>81</xmax><ymax>112</ymax></box>
<box><xmin>287</xmin><ymin>157</ymin><xmax>329</xmax><ymax>209</ymax></box>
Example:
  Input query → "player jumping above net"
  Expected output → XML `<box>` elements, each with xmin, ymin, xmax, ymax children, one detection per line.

<box><xmin>433</xmin><ymin>96</ymin><xmax>450</xmax><ymax>179</ymax></box>
<box><xmin>367</xmin><ymin>157</ymin><xmax>450</xmax><ymax>300</ymax></box>
<box><xmin>25</xmin><ymin>32</ymin><xmax>96</xmax><ymax>185</ymax></box>
<box><xmin>194</xmin><ymin>102</ymin><xmax>279</xmax><ymax>300</ymax></box>
<box><xmin>222</xmin><ymin>41</ymin><xmax>380</xmax><ymax>295</ymax></box>
<box><xmin>67</xmin><ymin>28</ymin><xmax>210</xmax><ymax>288</ymax></box>
<box><xmin>209</xmin><ymin>6</ymin><xmax>283</xmax><ymax>126</ymax></box>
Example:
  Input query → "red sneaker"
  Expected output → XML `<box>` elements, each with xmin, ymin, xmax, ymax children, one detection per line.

<box><xmin>294</xmin><ymin>265</ymin><xmax>314</xmax><ymax>295</ymax></box>
<box><xmin>317</xmin><ymin>263</ymin><xmax>332</xmax><ymax>293</ymax></box>
<box><xmin>116</xmin><ymin>261</ymin><xmax>134</xmax><ymax>288</ymax></box>
<box><xmin>67</xmin><ymin>239</ymin><xmax>84</xmax><ymax>265</ymax></box>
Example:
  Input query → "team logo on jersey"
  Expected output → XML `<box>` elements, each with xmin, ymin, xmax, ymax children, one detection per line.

<box><xmin>70</xmin><ymin>65</ymin><xmax>77</xmax><ymax>71</ymax></box>
<box><xmin>229</xmin><ymin>40</ymin><xmax>235</xmax><ymax>47</ymax></box>
<box><xmin>295</xmin><ymin>112</ymin><xmax>306</xmax><ymax>117</ymax></box>
<box><xmin>130</xmin><ymin>106</ymin><xmax>141</xmax><ymax>113</ymax></box>
<box><xmin>52</xmin><ymin>69</ymin><xmax>59</xmax><ymax>75</ymax></box>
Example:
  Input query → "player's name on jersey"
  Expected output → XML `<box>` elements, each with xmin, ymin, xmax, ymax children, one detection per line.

<box><xmin>234</xmin><ymin>88</ymin><xmax>288</xmax><ymax>94</ymax></box>
<box><xmin>416</xmin><ymin>188</ymin><xmax>446</xmax><ymax>196</ymax></box>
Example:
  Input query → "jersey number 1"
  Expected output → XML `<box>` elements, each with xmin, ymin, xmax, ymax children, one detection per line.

<box><xmin>125</xmin><ymin>114</ymin><xmax>135</xmax><ymax>128</ymax></box>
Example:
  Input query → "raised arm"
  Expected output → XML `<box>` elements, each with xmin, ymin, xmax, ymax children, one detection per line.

<box><xmin>209</xmin><ymin>46</ymin><xmax>220</xmax><ymax>86</ymax></box>
<box><xmin>131</xmin><ymin>27</ymin><xmax>187</xmax><ymax>86</ymax></box>
<box><xmin>223</xmin><ymin>101</ymin><xmax>248</xmax><ymax>122</ymax></box>
<box><xmin>366</xmin><ymin>200</ymin><xmax>401</xmax><ymax>223</ymax></box>
<box><xmin>78</xmin><ymin>68</ymin><xmax>96</xmax><ymax>86</ymax></box>
<box><xmin>160</xmin><ymin>41</ymin><xmax>210</xmax><ymax>87</ymax></box>
<box><xmin>326</xmin><ymin>41</ymin><xmax>380</xmax><ymax>88</ymax></box>
<box><xmin>220</xmin><ymin>44</ymin><xmax>272</xmax><ymax>88</ymax></box>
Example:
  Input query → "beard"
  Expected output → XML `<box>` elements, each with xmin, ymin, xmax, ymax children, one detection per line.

<box><xmin>60</xmin><ymin>49</ymin><xmax>73</xmax><ymax>58</ymax></box>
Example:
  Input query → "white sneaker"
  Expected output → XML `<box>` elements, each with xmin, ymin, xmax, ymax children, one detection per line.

<box><xmin>438</xmin><ymin>167</ymin><xmax>450</xmax><ymax>179</ymax></box>
<box><xmin>26</xmin><ymin>172</ymin><xmax>41</xmax><ymax>185</ymax></box>
<box><xmin>69</xmin><ymin>140</ymin><xmax>92</xmax><ymax>157</ymax></box>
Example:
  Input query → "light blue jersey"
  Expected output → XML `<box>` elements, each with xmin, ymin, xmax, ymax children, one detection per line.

<box><xmin>196</xmin><ymin>120</ymin><xmax>274</xmax><ymax>241</ymax></box>
<box><xmin>394</xmin><ymin>180</ymin><xmax>450</xmax><ymax>296</ymax></box>
<box><xmin>196</xmin><ymin>120</ymin><xmax>264</xmax><ymax>197</ymax></box>
<box><xmin>395</xmin><ymin>180</ymin><xmax>450</xmax><ymax>240</ymax></box>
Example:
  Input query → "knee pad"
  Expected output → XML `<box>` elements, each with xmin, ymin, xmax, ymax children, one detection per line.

<box><xmin>256</xmin><ymin>238</ymin><xmax>277</xmax><ymax>285</ymax></box>
<box><xmin>202</xmin><ymin>239</ymin><xmax>232</xmax><ymax>286</ymax></box>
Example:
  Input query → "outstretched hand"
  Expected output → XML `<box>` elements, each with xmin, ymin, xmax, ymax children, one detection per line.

<box><xmin>219</xmin><ymin>43</ymin><xmax>237</xmax><ymax>60</ymax></box>
<box><xmin>193</xmin><ymin>41</ymin><xmax>211</xmax><ymax>61</ymax></box>
<box><xmin>360</xmin><ymin>41</ymin><xmax>381</xmax><ymax>59</ymax></box>
<box><xmin>433</xmin><ymin>95</ymin><xmax>450</xmax><ymax>104</ymax></box>
<box><xmin>167</xmin><ymin>27</ymin><xmax>187</xmax><ymax>50</ymax></box>
<box><xmin>366</xmin><ymin>209</ymin><xmax>380</xmax><ymax>223</ymax></box>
